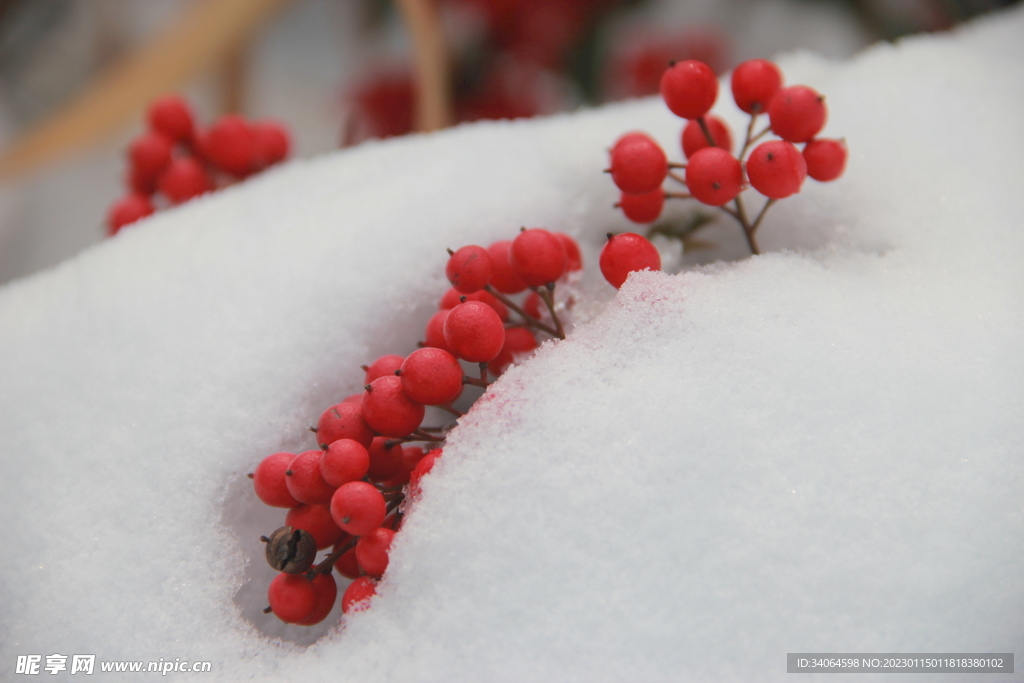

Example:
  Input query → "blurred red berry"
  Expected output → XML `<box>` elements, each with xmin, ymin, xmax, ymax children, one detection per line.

<box><xmin>157</xmin><ymin>156</ymin><xmax>212</xmax><ymax>204</ymax></box>
<box><xmin>768</xmin><ymin>85</ymin><xmax>827</xmax><ymax>143</ymax></box>
<box><xmin>600</xmin><ymin>232</ymin><xmax>661</xmax><ymax>289</ymax></box>
<box><xmin>200</xmin><ymin>114</ymin><xmax>254</xmax><ymax>177</ymax></box>
<box><xmin>802</xmin><ymin>138</ymin><xmax>847</xmax><ymax>181</ymax></box>
<box><xmin>107</xmin><ymin>193</ymin><xmax>154</xmax><ymax>235</ymax></box>
<box><xmin>619</xmin><ymin>188</ymin><xmax>665</xmax><ymax>224</ymax></box>
<box><xmin>660</xmin><ymin>59</ymin><xmax>718</xmax><ymax>120</ymax></box>
<box><xmin>609</xmin><ymin>132</ymin><xmax>667</xmax><ymax>195</ymax></box>
<box><xmin>746</xmin><ymin>140</ymin><xmax>807</xmax><ymax>198</ymax></box>
<box><xmin>730</xmin><ymin>59</ymin><xmax>783</xmax><ymax>114</ymax></box>
<box><xmin>147</xmin><ymin>94</ymin><xmax>195</xmax><ymax>143</ymax></box>
<box><xmin>685</xmin><ymin>147</ymin><xmax>743</xmax><ymax>206</ymax></box>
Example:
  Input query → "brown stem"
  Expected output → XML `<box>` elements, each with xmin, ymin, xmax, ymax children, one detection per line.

<box><xmin>668</xmin><ymin>171</ymin><xmax>688</xmax><ymax>186</ymax></box>
<box><xmin>739</xmin><ymin>108</ymin><xmax>760</xmax><ymax>159</ymax></box>
<box><xmin>697</xmin><ymin>116</ymin><xmax>718</xmax><ymax>148</ymax></box>
<box><xmin>537</xmin><ymin>286</ymin><xmax>566</xmax><ymax>340</ymax></box>
<box><xmin>732</xmin><ymin>195</ymin><xmax>760</xmax><ymax>255</ymax></box>
<box><xmin>309</xmin><ymin>536</ymin><xmax>357</xmax><ymax>576</ymax></box>
<box><xmin>463</xmin><ymin>375</ymin><xmax>488</xmax><ymax>388</ymax></box>
<box><xmin>484</xmin><ymin>285</ymin><xmax>559</xmax><ymax>337</ymax></box>
<box><xmin>664</xmin><ymin>191</ymin><xmax>693</xmax><ymax>200</ymax></box>
<box><xmin>438</xmin><ymin>403</ymin><xmax>463</xmax><ymax>417</ymax></box>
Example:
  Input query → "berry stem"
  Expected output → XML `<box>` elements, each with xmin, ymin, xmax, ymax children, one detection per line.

<box><xmin>438</xmin><ymin>403</ymin><xmax>463</xmax><ymax>417</ymax></box>
<box><xmin>478</xmin><ymin>362</ymin><xmax>489</xmax><ymax>384</ymax></box>
<box><xmin>537</xmin><ymin>286</ymin><xmax>566</xmax><ymax>340</ymax></box>
<box><xmin>484</xmin><ymin>285</ymin><xmax>559</xmax><ymax>337</ymax></box>
<box><xmin>731</xmin><ymin>195</ymin><xmax>761</xmax><ymax>255</ymax></box>
<box><xmin>309</xmin><ymin>536</ymin><xmax>357</xmax><ymax>576</ymax></box>
<box><xmin>749</xmin><ymin>198</ymin><xmax>776</xmax><ymax>236</ymax></box>
<box><xmin>697</xmin><ymin>116</ymin><xmax>718</xmax><ymax>148</ymax></box>
<box><xmin>413</xmin><ymin>428</ymin><xmax>445</xmax><ymax>442</ymax></box>
<box><xmin>668</xmin><ymin>162</ymin><xmax>687</xmax><ymax>169</ymax></box>
<box><xmin>668</xmin><ymin>171</ymin><xmax>688</xmax><ymax>186</ymax></box>
<box><xmin>739</xmin><ymin>111</ymin><xmax>760</xmax><ymax>160</ymax></box>
<box><xmin>664</xmin><ymin>191</ymin><xmax>693</xmax><ymax>200</ymax></box>
<box><xmin>462</xmin><ymin>375</ymin><xmax>489</xmax><ymax>388</ymax></box>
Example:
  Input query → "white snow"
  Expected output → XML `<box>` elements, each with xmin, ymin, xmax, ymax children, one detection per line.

<box><xmin>1</xmin><ymin>7</ymin><xmax>1023</xmax><ymax>682</ymax></box>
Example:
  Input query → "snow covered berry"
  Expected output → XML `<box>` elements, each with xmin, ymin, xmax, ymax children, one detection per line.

<box><xmin>609</xmin><ymin>133</ymin><xmax>668</xmax><ymax>195</ymax></box>
<box><xmin>446</xmin><ymin>245</ymin><xmax>494</xmax><ymax>294</ymax></box>
<box><xmin>107</xmin><ymin>193</ymin><xmax>154</xmax><ymax>235</ymax></box>
<box><xmin>768</xmin><ymin>85</ymin><xmax>827</xmax><ymax>143</ymax></box>
<box><xmin>599</xmin><ymin>233</ymin><xmax>661</xmax><ymax>289</ymax></box>
<box><xmin>341</xmin><ymin>576</ymin><xmax>377</xmax><ymax>614</ymax></box>
<box><xmin>660</xmin><ymin>59</ymin><xmax>718</xmax><ymax>120</ymax></box>
<box><xmin>685</xmin><ymin>147</ymin><xmax>743</xmax><ymax>206</ymax></box>
<box><xmin>730</xmin><ymin>59</ymin><xmax>783</xmax><ymax>114</ymax></box>
<box><xmin>619</xmin><ymin>188</ymin><xmax>665</xmax><ymax>224</ymax></box>
<box><xmin>802</xmin><ymin>138</ymin><xmax>847</xmax><ymax>181</ymax></box>
<box><xmin>362</xmin><ymin>375</ymin><xmax>425</xmax><ymax>437</ymax></box>
<box><xmin>746</xmin><ymin>140</ymin><xmax>807</xmax><ymax>199</ymax></box>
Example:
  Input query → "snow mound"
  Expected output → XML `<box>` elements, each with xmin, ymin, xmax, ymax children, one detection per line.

<box><xmin>1</xmin><ymin>7</ymin><xmax>1022</xmax><ymax>681</ymax></box>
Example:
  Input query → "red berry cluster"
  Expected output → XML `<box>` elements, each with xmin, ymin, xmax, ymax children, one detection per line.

<box><xmin>607</xmin><ymin>58</ymin><xmax>847</xmax><ymax>254</ymax></box>
<box><xmin>106</xmin><ymin>95</ymin><xmax>291</xmax><ymax>236</ymax></box>
<box><xmin>249</xmin><ymin>228</ymin><xmax>586</xmax><ymax>626</ymax></box>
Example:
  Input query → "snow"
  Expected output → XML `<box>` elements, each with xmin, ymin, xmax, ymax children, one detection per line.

<box><xmin>2</xmin><ymin>7</ymin><xmax>1023</xmax><ymax>681</ymax></box>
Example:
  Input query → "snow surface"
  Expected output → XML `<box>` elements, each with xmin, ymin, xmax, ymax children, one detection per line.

<box><xmin>2</xmin><ymin>8</ymin><xmax>1023</xmax><ymax>682</ymax></box>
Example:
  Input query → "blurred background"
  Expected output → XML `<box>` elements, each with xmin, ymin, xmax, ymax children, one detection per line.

<box><xmin>0</xmin><ymin>0</ymin><xmax>1015</xmax><ymax>285</ymax></box>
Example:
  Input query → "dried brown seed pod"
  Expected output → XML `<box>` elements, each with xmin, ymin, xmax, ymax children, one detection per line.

<box><xmin>261</xmin><ymin>526</ymin><xmax>316</xmax><ymax>574</ymax></box>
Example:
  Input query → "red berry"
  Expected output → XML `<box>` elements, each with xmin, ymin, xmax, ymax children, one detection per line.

<box><xmin>600</xmin><ymin>233</ymin><xmax>661</xmax><ymax>289</ymax></box>
<box><xmin>286</xmin><ymin>503</ymin><xmax>345</xmax><ymax>549</ymax></box>
<box><xmin>609</xmin><ymin>133</ymin><xmax>668</xmax><ymax>195</ymax></box>
<box><xmin>681</xmin><ymin>115</ymin><xmax>733</xmax><ymax>158</ymax></box>
<box><xmin>439</xmin><ymin>288</ymin><xmax>508</xmax><ymax>321</ymax></box>
<box><xmin>746</xmin><ymin>140</ymin><xmax>807</xmax><ymax>199</ymax></box>
<box><xmin>157</xmin><ymin>156</ymin><xmax>212</xmax><ymax>204</ymax></box>
<box><xmin>285</xmin><ymin>450</ymin><xmax>336</xmax><ymax>505</ymax></box>
<box><xmin>364</xmin><ymin>354</ymin><xmax>404</xmax><ymax>384</ymax></box>
<box><xmin>730</xmin><ymin>59</ymin><xmax>783</xmax><ymax>114</ymax></box>
<box><xmin>768</xmin><ymin>85</ymin><xmax>827</xmax><ymax>143</ymax></box>
<box><xmin>268</xmin><ymin>573</ymin><xmax>317</xmax><ymax>624</ymax></box>
<box><xmin>487</xmin><ymin>240</ymin><xmax>528</xmax><ymax>294</ymax></box>
<box><xmin>343</xmin><ymin>393</ymin><xmax>363</xmax><ymax>404</ymax></box>
<box><xmin>523</xmin><ymin>291</ymin><xmax>543</xmax><ymax>319</ymax></box>
<box><xmin>356</xmin><ymin>527</ymin><xmax>395</xmax><ymax>578</ymax></box>
<box><xmin>333</xmin><ymin>544</ymin><xmax>360</xmax><ymax>579</ymax></box>
<box><xmin>554</xmin><ymin>233</ymin><xmax>583</xmax><ymax>272</ymax></box>
<box><xmin>619</xmin><ymin>188</ymin><xmax>665</xmax><ymax>224</ymax></box>
<box><xmin>252</xmin><ymin>452</ymin><xmax>302</xmax><ymax>508</ymax></box>
<box><xmin>316</xmin><ymin>403</ymin><xmax>375</xmax><ymax>449</ymax></box>
<box><xmin>362</xmin><ymin>375</ymin><xmax>425</xmax><ymax>438</ymax></box>
<box><xmin>200</xmin><ymin>114</ymin><xmax>254</xmax><ymax>177</ymax></box>
<box><xmin>366</xmin><ymin>436</ymin><xmax>404</xmax><ymax>482</ymax></box>
<box><xmin>341</xmin><ymin>576</ymin><xmax>377</xmax><ymax>614</ymax></box>
<box><xmin>660</xmin><ymin>60</ymin><xmax>718</xmax><ymax>119</ymax></box>
<box><xmin>320</xmin><ymin>439</ymin><xmax>370</xmax><ymax>487</ymax></box>
<box><xmin>446</xmin><ymin>245</ymin><xmax>493</xmax><ymax>294</ymax></box>
<box><xmin>147</xmin><ymin>94</ymin><xmax>195</xmax><ymax>143</ymax></box>
<box><xmin>129</xmin><ymin>132</ymin><xmax>174</xmax><ymax>181</ymax></box>
<box><xmin>399</xmin><ymin>347</ymin><xmax>463</xmax><ymax>406</ymax></box>
<box><xmin>330</xmin><ymin>481</ymin><xmax>386</xmax><ymax>536</ymax></box>
<box><xmin>128</xmin><ymin>165</ymin><xmax>158</xmax><ymax>195</ymax></box>
<box><xmin>510</xmin><ymin>228</ymin><xmax>567</xmax><ymax>287</ymax></box>
<box><xmin>443</xmin><ymin>300</ymin><xmax>506</xmax><ymax>363</ymax></box>
<box><xmin>685</xmin><ymin>147</ymin><xmax>743</xmax><ymax>206</ymax></box>
<box><xmin>802</xmin><ymin>138</ymin><xmax>847</xmax><ymax>182</ymax></box>
<box><xmin>408</xmin><ymin>448</ymin><xmax>442</xmax><ymax>498</ymax></box>
<box><xmin>488</xmin><ymin>326</ymin><xmax>538</xmax><ymax>376</ymax></box>
<box><xmin>295</xmin><ymin>573</ymin><xmax>337</xmax><ymax>626</ymax></box>
<box><xmin>251</xmin><ymin>120</ymin><xmax>290</xmax><ymax>171</ymax></box>
<box><xmin>107</xmin><ymin>193</ymin><xmax>154</xmax><ymax>235</ymax></box>
<box><xmin>424</xmin><ymin>309</ymin><xmax>454</xmax><ymax>353</ymax></box>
